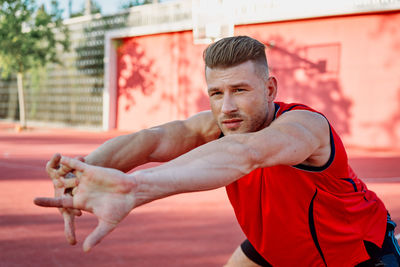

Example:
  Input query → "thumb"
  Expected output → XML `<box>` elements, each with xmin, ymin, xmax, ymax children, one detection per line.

<box><xmin>83</xmin><ymin>220</ymin><xmax>116</xmax><ymax>252</ymax></box>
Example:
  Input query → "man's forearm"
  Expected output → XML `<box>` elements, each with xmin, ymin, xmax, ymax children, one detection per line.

<box><xmin>84</xmin><ymin>128</ymin><xmax>162</xmax><ymax>172</ymax></box>
<box><xmin>83</xmin><ymin>117</ymin><xmax>214</xmax><ymax>173</ymax></box>
<box><xmin>130</xmin><ymin>134</ymin><xmax>258</xmax><ymax>207</ymax></box>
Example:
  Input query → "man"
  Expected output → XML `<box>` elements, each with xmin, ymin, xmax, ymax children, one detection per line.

<box><xmin>35</xmin><ymin>36</ymin><xmax>400</xmax><ymax>266</ymax></box>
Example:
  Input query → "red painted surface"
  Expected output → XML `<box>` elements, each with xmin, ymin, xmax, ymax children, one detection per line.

<box><xmin>116</xmin><ymin>32</ymin><xmax>209</xmax><ymax>131</ymax></box>
<box><xmin>116</xmin><ymin>12</ymin><xmax>400</xmax><ymax>152</ymax></box>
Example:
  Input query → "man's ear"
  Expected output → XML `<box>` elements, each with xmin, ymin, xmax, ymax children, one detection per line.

<box><xmin>266</xmin><ymin>76</ymin><xmax>278</xmax><ymax>101</ymax></box>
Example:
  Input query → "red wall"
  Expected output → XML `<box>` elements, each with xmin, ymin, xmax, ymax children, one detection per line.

<box><xmin>116</xmin><ymin>31</ymin><xmax>208</xmax><ymax>130</ymax></box>
<box><xmin>116</xmin><ymin>12</ymin><xmax>400</xmax><ymax>151</ymax></box>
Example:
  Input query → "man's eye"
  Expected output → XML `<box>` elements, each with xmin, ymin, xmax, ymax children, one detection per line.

<box><xmin>210</xmin><ymin>91</ymin><xmax>222</xmax><ymax>96</ymax></box>
<box><xmin>234</xmin><ymin>88</ymin><xmax>245</xmax><ymax>92</ymax></box>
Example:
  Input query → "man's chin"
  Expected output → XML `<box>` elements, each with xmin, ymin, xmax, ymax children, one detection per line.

<box><xmin>221</xmin><ymin>128</ymin><xmax>245</xmax><ymax>136</ymax></box>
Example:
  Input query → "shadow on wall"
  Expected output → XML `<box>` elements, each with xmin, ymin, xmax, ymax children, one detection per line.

<box><xmin>117</xmin><ymin>39</ymin><xmax>157</xmax><ymax>111</ymax></box>
<box><xmin>367</xmin><ymin>14</ymin><xmax>400</xmax><ymax>148</ymax></box>
<box><xmin>159</xmin><ymin>32</ymin><xmax>208</xmax><ymax>118</ymax></box>
<box><xmin>120</xmin><ymin>32</ymin><xmax>209</xmax><ymax>119</ymax></box>
<box><xmin>261</xmin><ymin>35</ymin><xmax>352</xmax><ymax>136</ymax></box>
<box><xmin>371</xmin><ymin>13</ymin><xmax>400</xmax><ymax>56</ymax></box>
<box><xmin>377</xmin><ymin>87</ymin><xmax>400</xmax><ymax>147</ymax></box>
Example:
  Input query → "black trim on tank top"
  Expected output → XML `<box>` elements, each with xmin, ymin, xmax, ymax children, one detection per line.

<box><xmin>273</xmin><ymin>102</ymin><xmax>280</xmax><ymax>120</ymax></box>
<box><xmin>309</xmin><ymin>189</ymin><xmax>328</xmax><ymax>266</ymax></box>
<box><xmin>341</xmin><ymin>178</ymin><xmax>358</xmax><ymax>192</ymax></box>
<box><xmin>280</xmin><ymin>104</ymin><xmax>308</xmax><ymax>115</ymax></box>
<box><xmin>277</xmin><ymin>103</ymin><xmax>335</xmax><ymax>172</ymax></box>
<box><xmin>292</xmin><ymin>124</ymin><xmax>335</xmax><ymax>172</ymax></box>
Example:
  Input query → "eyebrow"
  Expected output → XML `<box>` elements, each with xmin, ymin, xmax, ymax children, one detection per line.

<box><xmin>230</xmin><ymin>82</ymin><xmax>251</xmax><ymax>88</ymax></box>
<box><xmin>207</xmin><ymin>82</ymin><xmax>251</xmax><ymax>93</ymax></box>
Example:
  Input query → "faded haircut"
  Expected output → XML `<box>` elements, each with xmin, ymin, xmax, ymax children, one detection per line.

<box><xmin>203</xmin><ymin>35</ymin><xmax>269</xmax><ymax>78</ymax></box>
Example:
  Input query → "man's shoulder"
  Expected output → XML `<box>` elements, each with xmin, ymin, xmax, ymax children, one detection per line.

<box><xmin>184</xmin><ymin>110</ymin><xmax>221</xmax><ymax>143</ymax></box>
<box><xmin>274</xmin><ymin>102</ymin><xmax>322</xmax><ymax>117</ymax></box>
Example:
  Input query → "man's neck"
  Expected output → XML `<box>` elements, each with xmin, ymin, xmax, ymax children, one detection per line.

<box><xmin>264</xmin><ymin>101</ymin><xmax>276</xmax><ymax>128</ymax></box>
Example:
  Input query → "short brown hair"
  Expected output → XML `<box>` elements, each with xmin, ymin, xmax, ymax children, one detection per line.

<box><xmin>203</xmin><ymin>36</ymin><xmax>268</xmax><ymax>75</ymax></box>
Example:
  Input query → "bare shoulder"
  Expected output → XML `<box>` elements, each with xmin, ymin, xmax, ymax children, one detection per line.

<box><xmin>269</xmin><ymin>109</ymin><xmax>331</xmax><ymax>166</ymax></box>
<box><xmin>183</xmin><ymin>110</ymin><xmax>221</xmax><ymax>143</ymax></box>
<box><xmin>271</xmin><ymin>109</ymin><xmax>329</xmax><ymax>138</ymax></box>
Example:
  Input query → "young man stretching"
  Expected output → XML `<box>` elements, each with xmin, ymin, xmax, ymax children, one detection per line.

<box><xmin>35</xmin><ymin>36</ymin><xmax>400</xmax><ymax>266</ymax></box>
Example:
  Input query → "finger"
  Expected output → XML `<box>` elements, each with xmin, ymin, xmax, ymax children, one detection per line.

<box><xmin>60</xmin><ymin>177</ymin><xmax>79</xmax><ymax>189</ymax></box>
<box><xmin>46</xmin><ymin>154</ymin><xmax>62</xmax><ymax>181</ymax></box>
<box><xmin>63</xmin><ymin>212</ymin><xmax>77</xmax><ymax>245</ymax></box>
<box><xmin>53</xmin><ymin>178</ymin><xmax>65</xmax><ymax>189</ymax></box>
<box><xmin>72</xmin><ymin>187</ymin><xmax>78</xmax><ymax>196</ymax></box>
<box><xmin>46</xmin><ymin>153</ymin><xmax>61</xmax><ymax>173</ymax></box>
<box><xmin>83</xmin><ymin>220</ymin><xmax>116</xmax><ymax>252</ymax></box>
<box><xmin>58</xmin><ymin>156</ymin><xmax>85</xmax><ymax>177</ymax></box>
<box><xmin>58</xmin><ymin>163</ymin><xmax>73</xmax><ymax>177</ymax></box>
<box><xmin>71</xmin><ymin>209</ymin><xmax>82</xmax><ymax>216</ymax></box>
<box><xmin>61</xmin><ymin>207</ymin><xmax>82</xmax><ymax>216</ymax></box>
<box><xmin>34</xmin><ymin>196</ymin><xmax>74</xmax><ymax>209</ymax></box>
<box><xmin>60</xmin><ymin>157</ymin><xmax>88</xmax><ymax>173</ymax></box>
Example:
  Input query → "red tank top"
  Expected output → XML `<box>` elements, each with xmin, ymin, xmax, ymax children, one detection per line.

<box><xmin>225</xmin><ymin>102</ymin><xmax>387</xmax><ymax>266</ymax></box>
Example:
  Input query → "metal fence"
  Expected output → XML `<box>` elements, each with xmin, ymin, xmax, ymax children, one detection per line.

<box><xmin>0</xmin><ymin>0</ymin><xmax>191</xmax><ymax>128</ymax></box>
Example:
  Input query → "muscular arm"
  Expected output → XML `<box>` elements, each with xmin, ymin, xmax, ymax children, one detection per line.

<box><xmin>85</xmin><ymin>111</ymin><xmax>221</xmax><ymax>172</ymax></box>
<box><xmin>35</xmin><ymin>110</ymin><xmax>331</xmax><ymax>251</ymax></box>
<box><xmin>46</xmin><ymin>110</ymin><xmax>219</xmax><ymax>245</ymax></box>
<box><xmin>132</xmin><ymin>110</ymin><xmax>331</xmax><ymax>206</ymax></box>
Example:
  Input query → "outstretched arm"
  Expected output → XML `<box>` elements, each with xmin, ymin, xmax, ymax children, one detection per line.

<box><xmin>84</xmin><ymin>110</ymin><xmax>220</xmax><ymax>172</ymax></box>
<box><xmin>132</xmin><ymin>110</ymin><xmax>331</xmax><ymax>205</ymax></box>
<box><xmin>45</xmin><ymin>110</ymin><xmax>220</xmax><ymax>245</ymax></box>
<box><xmin>35</xmin><ymin>109</ymin><xmax>330</xmax><ymax>251</ymax></box>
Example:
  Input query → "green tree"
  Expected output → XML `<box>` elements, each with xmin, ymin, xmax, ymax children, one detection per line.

<box><xmin>0</xmin><ymin>0</ymin><xmax>69</xmax><ymax>129</ymax></box>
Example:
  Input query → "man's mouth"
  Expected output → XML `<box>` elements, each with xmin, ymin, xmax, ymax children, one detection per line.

<box><xmin>222</xmin><ymin>118</ymin><xmax>243</xmax><ymax>129</ymax></box>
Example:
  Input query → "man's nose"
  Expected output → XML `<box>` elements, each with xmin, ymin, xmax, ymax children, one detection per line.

<box><xmin>221</xmin><ymin>94</ymin><xmax>238</xmax><ymax>114</ymax></box>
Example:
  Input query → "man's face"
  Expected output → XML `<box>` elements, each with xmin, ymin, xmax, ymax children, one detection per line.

<box><xmin>206</xmin><ymin>60</ymin><xmax>276</xmax><ymax>135</ymax></box>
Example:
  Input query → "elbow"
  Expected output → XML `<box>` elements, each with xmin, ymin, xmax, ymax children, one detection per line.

<box><xmin>245</xmin><ymin>147</ymin><xmax>265</xmax><ymax>172</ymax></box>
<box><xmin>224</xmin><ymin>135</ymin><xmax>264</xmax><ymax>174</ymax></box>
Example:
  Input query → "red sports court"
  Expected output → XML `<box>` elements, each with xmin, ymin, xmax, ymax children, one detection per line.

<box><xmin>0</xmin><ymin>121</ymin><xmax>399</xmax><ymax>266</ymax></box>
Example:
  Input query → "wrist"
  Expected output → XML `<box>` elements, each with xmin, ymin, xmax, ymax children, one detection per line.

<box><xmin>129</xmin><ymin>169</ymin><xmax>174</xmax><ymax>207</ymax></box>
<box><xmin>128</xmin><ymin>170</ymin><xmax>150</xmax><ymax>207</ymax></box>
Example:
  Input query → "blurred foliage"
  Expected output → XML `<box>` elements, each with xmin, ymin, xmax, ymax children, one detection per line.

<box><xmin>0</xmin><ymin>0</ymin><xmax>69</xmax><ymax>77</ymax></box>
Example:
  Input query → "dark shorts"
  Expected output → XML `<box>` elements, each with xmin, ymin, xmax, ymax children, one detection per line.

<box><xmin>241</xmin><ymin>215</ymin><xmax>400</xmax><ymax>267</ymax></box>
